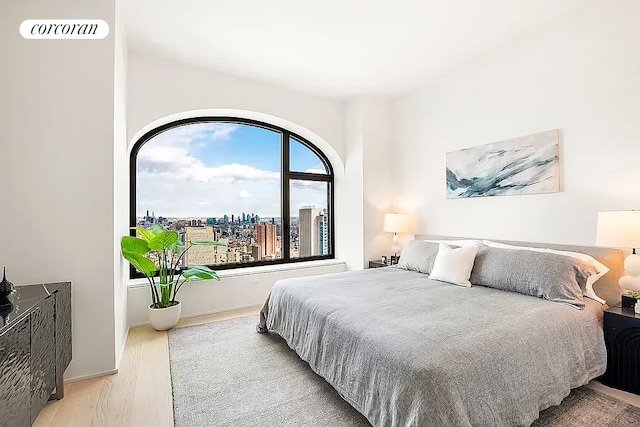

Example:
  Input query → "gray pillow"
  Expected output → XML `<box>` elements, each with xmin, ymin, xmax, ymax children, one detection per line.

<box><xmin>470</xmin><ymin>246</ymin><xmax>598</xmax><ymax>309</ymax></box>
<box><xmin>396</xmin><ymin>240</ymin><xmax>440</xmax><ymax>274</ymax></box>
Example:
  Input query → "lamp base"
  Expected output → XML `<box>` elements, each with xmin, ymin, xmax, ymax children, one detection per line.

<box><xmin>620</xmin><ymin>276</ymin><xmax>640</xmax><ymax>292</ymax></box>
<box><xmin>619</xmin><ymin>254</ymin><xmax>640</xmax><ymax>292</ymax></box>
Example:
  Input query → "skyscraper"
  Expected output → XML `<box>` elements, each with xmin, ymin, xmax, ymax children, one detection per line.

<box><xmin>256</xmin><ymin>222</ymin><xmax>277</xmax><ymax>260</ymax></box>
<box><xmin>317</xmin><ymin>208</ymin><xmax>329</xmax><ymax>255</ymax></box>
<box><xmin>299</xmin><ymin>207</ymin><xmax>319</xmax><ymax>257</ymax></box>
<box><xmin>183</xmin><ymin>226</ymin><xmax>218</xmax><ymax>265</ymax></box>
<box><xmin>251</xmin><ymin>245</ymin><xmax>261</xmax><ymax>261</ymax></box>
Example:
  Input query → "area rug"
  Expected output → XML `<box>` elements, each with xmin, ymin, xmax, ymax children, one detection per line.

<box><xmin>169</xmin><ymin>315</ymin><xmax>640</xmax><ymax>427</ymax></box>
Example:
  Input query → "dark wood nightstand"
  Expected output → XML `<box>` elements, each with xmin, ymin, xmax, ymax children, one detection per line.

<box><xmin>368</xmin><ymin>260</ymin><xmax>388</xmax><ymax>269</ymax></box>
<box><xmin>601</xmin><ymin>306</ymin><xmax>640</xmax><ymax>394</ymax></box>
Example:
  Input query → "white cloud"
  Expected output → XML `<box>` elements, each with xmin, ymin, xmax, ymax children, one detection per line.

<box><xmin>135</xmin><ymin>122</ymin><xmax>326</xmax><ymax>218</ymax></box>
<box><xmin>209</xmin><ymin>123</ymin><xmax>239</xmax><ymax>140</ymax></box>
<box><xmin>138</xmin><ymin>123</ymin><xmax>278</xmax><ymax>184</ymax></box>
<box><xmin>303</xmin><ymin>163</ymin><xmax>327</xmax><ymax>174</ymax></box>
<box><xmin>290</xmin><ymin>180</ymin><xmax>326</xmax><ymax>191</ymax></box>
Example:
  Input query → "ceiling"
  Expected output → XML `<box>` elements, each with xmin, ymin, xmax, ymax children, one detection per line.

<box><xmin>122</xmin><ymin>0</ymin><xmax>583</xmax><ymax>99</ymax></box>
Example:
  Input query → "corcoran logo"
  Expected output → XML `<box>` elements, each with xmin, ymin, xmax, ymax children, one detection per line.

<box><xmin>20</xmin><ymin>19</ymin><xmax>109</xmax><ymax>39</ymax></box>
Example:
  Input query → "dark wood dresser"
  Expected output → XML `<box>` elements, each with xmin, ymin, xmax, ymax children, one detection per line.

<box><xmin>0</xmin><ymin>282</ymin><xmax>72</xmax><ymax>426</ymax></box>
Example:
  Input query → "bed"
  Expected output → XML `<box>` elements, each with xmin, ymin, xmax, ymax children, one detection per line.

<box><xmin>257</xmin><ymin>236</ymin><xmax>625</xmax><ymax>426</ymax></box>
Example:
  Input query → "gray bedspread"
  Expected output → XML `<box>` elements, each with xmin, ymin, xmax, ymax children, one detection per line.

<box><xmin>257</xmin><ymin>267</ymin><xmax>606</xmax><ymax>427</ymax></box>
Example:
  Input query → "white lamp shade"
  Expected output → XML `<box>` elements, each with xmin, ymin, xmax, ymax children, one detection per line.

<box><xmin>383</xmin><ymin>213</ymin><xmax>409</xmax><ymax>233</ymax></box>
<box><xmin>595</xmin><ymin>210</ymin><xmax>640</xmax><ymax>248</ymax></box>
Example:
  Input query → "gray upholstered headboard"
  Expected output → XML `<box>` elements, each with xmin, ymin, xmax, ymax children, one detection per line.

<box><xmin>416</xmin><ymin>234</ymin><xmax>625</xmax><ymax>307</ymax></box>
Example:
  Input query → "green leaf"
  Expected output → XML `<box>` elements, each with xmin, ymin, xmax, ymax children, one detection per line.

<box><xmin>120</xmin><ymin>236</ymin><xmax>150</xmax><ymax>255</ymax></box>
<box><xmin>122</xmin><ymin>250</ymin><xmax>157</xmax><ymax>277</ymax></box>
<box><xmin>134</xmin><ymin>227</ymin><xmax>154</xmax><ymax>243</ymax></box>
<box><xmin>146</xmin><ymin>224</ymin><xmax>166</xmax><ymax>235</ymax></box>
<box><xmin>148</xmin><ymin>231</ymin><xmax>179</xmax><ymax>250</ymax></box>
<box><xmin>189</xmin><ymin>240</ymin><xmax>226</xmax><ymax>246</ymax></box>
<box><xmin>183</xmin><ymin>265</ymin><xmax>220</xmax><ymax>281</ymax></box>
<box><xmin>184</xmin><ymin>264</ymin><xmax>216</xmax><ymax>272</ymax></box>
<box><xmin>169</xmin><ymin>239</ymin><xmax>186</xmax><ymax>255</ymax></box>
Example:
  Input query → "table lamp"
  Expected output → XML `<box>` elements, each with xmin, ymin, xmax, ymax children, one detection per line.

<box><xmin>596</xmin><ymin>210</ymin><xmax>640</xmax><ymax>293</ymax></box>
<box><xmin>383</xmin><ymin>213</ymin><xmax>409</xmax><ymax>264</ymax></box>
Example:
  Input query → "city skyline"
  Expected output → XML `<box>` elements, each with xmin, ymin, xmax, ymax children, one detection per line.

<box><xmin>136</xmin><ymin>206</ymin><xmax>330</xmax><ymax>266</ymax></box>
<box><xmin>136</xmin><ymin>122</ymin><xmax>328</xmax><ymax>217</ymax></box>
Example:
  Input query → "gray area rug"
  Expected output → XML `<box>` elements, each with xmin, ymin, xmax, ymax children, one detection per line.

<box><xmin>169</xmin><ymin>315</ymin><xmax>640</xmax><ymax>426</ymax></box>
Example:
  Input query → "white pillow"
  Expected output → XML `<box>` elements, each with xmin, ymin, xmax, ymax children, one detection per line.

<box><xmin>481</xmin><ymin>240</ymin><xmax>609</xmax><ymax>304</ymax></box>
<box><xmin>429</xmin><ymin>243</ymin><xmax>479</xmax><ymax>287</ymax></box>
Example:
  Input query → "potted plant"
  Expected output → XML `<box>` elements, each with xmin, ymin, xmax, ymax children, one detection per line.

<box><xmin>629</xmin><ymin>290</ymin><xmax>640</xmax><ymax>314</ymax></box>
<box><xmin>121</xmin><ymin>224</ymin><xmax>222</xmax><ymax>331</ymax></box>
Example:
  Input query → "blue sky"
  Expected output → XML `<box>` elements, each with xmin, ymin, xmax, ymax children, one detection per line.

<box><xmin>136</xmin><ymin>122</ymin><xmax>328</xmax><ymax>217</ymax></box>
<box><xmin>188</xmin><ymin>123</ymin><xmax>281</xmax><ymax>171</ymax></box>
<box><xmin>177</xmin><ymin>122</ymin><xmax>325</xmax><ymax>172</ymax></box>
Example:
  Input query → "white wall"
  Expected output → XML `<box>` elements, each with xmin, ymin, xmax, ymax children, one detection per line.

<box><xmin>391</xmin><ymin>0</ymin><xmax>640</xmax><ymax>246</ymax></box>
<box><xmin>0</xmin><ymin>0</ymin><xmax>118</xmax><ymax>379</ymax></box>
<box><xmin>340</xmin><ymin>98</ymin><xmax>365</xmax><ymax>270</ymax></box>
<box><xmin>126</xmin><ymin>51</ymin><xmax>355</xmax><ymax>322</ymax></box>
<box><xmin>113</xmin><ymin>0</ymin><xmax>129</xmax><ymax>368</ymax></box>
<box><xmin>343</xmin><ymin>95</ymin><xmax>395</xmax><ymax>269</ymax></box>
<box><xmin>128</xmin><ymin>51</ymin><xmax>345</xmax><ymax>158</ymax></box>
<box><xmin>360</xmin><ymin>96</ymin><xmax>395</xmax><ymax>262</ymax></box>
<box><xmin>128</xmin><ymin>261</ymin><xmax>345</xmax><ymax>325</ymax></box>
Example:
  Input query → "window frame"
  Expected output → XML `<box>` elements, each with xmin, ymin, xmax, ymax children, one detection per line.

<box><xmin>129</xmin><ymin>116</ymin><xmax>335</xmax><ymax>278</ymax></box>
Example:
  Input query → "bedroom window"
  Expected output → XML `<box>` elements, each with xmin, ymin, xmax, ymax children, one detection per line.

<box><xmin>129</xmin><ymin>117</ymin><xmax>334</xmax><ymax>276</ymax></box>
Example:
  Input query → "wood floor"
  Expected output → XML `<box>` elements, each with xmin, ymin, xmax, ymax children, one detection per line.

<box><xmin>34</xmin><ymin>306</ymin><xmax>261</xmax><ymax>427</ymax></box>
<box><xmin>35</xmin><ymin>305</ymin><xmax>640</xmax><ymax>426</ymax></box>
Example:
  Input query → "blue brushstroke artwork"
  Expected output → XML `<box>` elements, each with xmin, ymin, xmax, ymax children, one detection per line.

<box><xmin>446</xmin><ymin>130</ymin><xmax>559</xmax><ymax>199</ymax></box>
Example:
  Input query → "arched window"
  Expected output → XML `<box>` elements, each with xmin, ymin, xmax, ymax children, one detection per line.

<box><xmin>130</xmin><ymin>117</ymin><xmax>334</xmax><ymax>274</ymax></box>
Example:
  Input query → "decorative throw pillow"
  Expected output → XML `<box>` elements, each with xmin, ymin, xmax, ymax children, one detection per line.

<box><xmin>396</xmin><ymin>240</ymin><xmax>441</xmax><ymax>274</ymax></box>
<box><xmin>481</xmin><ymin>240</ymin><xmax>609</xmax><ymax>304</ymax></box>
<box><xmin>429</xmin><ymin>243</ymin><xmax>479</xmax><ymax>287</ymax></box>
<box><xmin>470</xmin><ymin>246</ymin><xmax>598</xmax><ymax>309</ymax></box>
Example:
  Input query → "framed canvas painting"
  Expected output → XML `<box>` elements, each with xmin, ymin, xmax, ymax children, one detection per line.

<box><xmin>446</xmin><ymin>130</ymin><xmax>560</xmax><ymax>199</ymax></box>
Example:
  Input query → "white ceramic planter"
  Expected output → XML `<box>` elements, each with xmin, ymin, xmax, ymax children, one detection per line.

<box><xmin>148</xmin><ymin>301</ymin><xmax>182</xmax><ymax>331</ymax></box>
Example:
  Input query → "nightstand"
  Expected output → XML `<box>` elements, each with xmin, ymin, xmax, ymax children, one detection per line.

<box><xmin>601</xmin><ymin>306</ymin><xmax>640</xmax><ymax>394</ymax></box>
<box><xmin>368</xmin><ymin>260</ymin><xmax>388</xmax><ymax>269</ymax></box>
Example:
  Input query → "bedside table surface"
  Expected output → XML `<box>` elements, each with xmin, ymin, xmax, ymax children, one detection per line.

<box><xmin>605</xmin><ymin>306</ymin><xmax>640</xmax><ymax>319</ymax></box>
<box><xmin>368</xmin><ymin>260</ymin><xmax>388</xmax><ymax>268</ymax></box>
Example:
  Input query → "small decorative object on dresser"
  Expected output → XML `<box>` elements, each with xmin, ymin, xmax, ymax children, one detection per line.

<box><xmin>121</xmin><ymin>224</ymin><xmax>223</xmax><ymax>331</ymax></box>
<box><xmin>601</xmin><ymin>306</ymin><xmax>640</xmax><ymax>394</ymax></box>
<box><xmin>0</xmin><ymin>267</ymin><xmax>14</xmax><ymax>299</ymax></box>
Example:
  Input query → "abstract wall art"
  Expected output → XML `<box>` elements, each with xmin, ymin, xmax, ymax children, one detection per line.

<box><xmin>446</xmin><ymin>129</ymin><xmax>560</xmax><ymax>199</ymax></box>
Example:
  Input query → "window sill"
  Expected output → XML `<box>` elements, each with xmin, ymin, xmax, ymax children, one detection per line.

<box><xmin>126</xmin><ymin>259</ymin><xmax>346</xmax><ymax>288</ymax></box>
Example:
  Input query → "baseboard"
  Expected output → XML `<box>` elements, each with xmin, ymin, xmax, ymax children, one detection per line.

<box><xmin>587</xmin><ymin>380</ymin><xmax>640</xmax><ymax>408</ymax></box>
<box><xmin>116</xmin><ymin>326</ymin><xmax>130</xmax><ymax>370</ymax></box>
<box><xmin>127</xmin><ymin>303</ymin><xmax>262</xmax><ymax>328</ymax></box>
<box><xmin>65</xmin><ymin>368</ymin><xmax>119</xmax><ymax>383</ymax></box>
